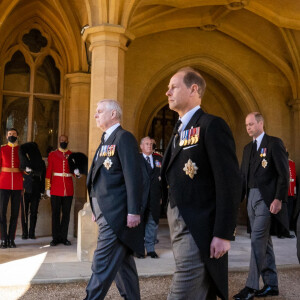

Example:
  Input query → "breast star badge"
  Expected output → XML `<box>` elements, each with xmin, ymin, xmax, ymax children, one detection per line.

<box><xmin>261</xmin><ymin>159</ymin><xmax>268</xmax><ymax>168</ymax></box>
<box><xmin>103</xmin><ymin>157</ymin><xmax>113</xmax><ymax>170</ymax></box>
<box><xmin>183</xmin><ymin>159</ymin><xmax>198</xmax><ymax>179</ymax></box>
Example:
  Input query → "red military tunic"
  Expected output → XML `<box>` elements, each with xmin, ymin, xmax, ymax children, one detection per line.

<box><xmin>288</xmin><ymin>159</ymin><xmax>296</xmax><ymax>196</ymax></box>
<box><xmin>46</xmin><ymin>148</ymin><xmax>74</xmax><ymax>197</ymax></box>
<box><xmin>0</xmin><ymin>143</ymin><xmax>23</xmax><ymax>190</ymax></box>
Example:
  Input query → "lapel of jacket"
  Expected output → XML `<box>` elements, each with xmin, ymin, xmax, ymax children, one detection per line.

<box><xmin>252</xmin><ymin>133</ymin><xmax>268</xmax><ymax>174</ymax></box>
<box><xmin>87</xmin><ymin>142</ymin><xmax>102</xmax><ymax>189</ymax></box>
<box><xmin>243</xmin><ymin>142</ymin><xmax>252</xmax><ymax>180</ymax></box>
<box><xmin>91</xmin><ymin>125</ymin><xmax>122</xmax><ymax>182</ymax></box>
<box><xmin>141</xmin><ymin>154</ymin><xmax>151</xmax><ymax>179</ymax></box>
<box><xmin>166</xmin><ymin>108</ymin><xmax>203</xmax><ymax>170</ymax></box>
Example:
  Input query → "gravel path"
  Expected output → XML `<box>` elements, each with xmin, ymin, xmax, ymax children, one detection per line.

<box><xmin>1</xmin><ymin>268</ymin><xmax>299</xmax><ymax>300</ymax></box>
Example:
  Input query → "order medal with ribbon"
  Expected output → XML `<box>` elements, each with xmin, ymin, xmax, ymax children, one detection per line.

<box><xmin>260</xmin><ymin>148</ymin><xmax>267</xmax><ymax>157</ymax></box>
<box><xmin>179</xmin><ymin>127</ymin><xmax>200</xmax><ymax>147</ymax></box>
<box><xmin>99</xmin><ymin>145</ymin><xmax>116</xmax><ymax>170</ymax></box>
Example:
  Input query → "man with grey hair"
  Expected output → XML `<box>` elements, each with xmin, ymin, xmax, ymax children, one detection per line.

<box><xmin>234</xmin><ymin>112</ymin><xmax>289</xmax><ymax>300</ymax></box>
<box><xmin>85</xmin><ymin>99</ymin><xmax>144</xmax><ymax>300</ymax></box>
<box><xmin>139</xmin><ymin>136</ymin><xmax>162</xmax><ymax>258</ymax></box>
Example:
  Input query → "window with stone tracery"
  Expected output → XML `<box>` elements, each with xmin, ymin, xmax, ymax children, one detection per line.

<box><xmin>1</xmin><ymin>28</ymin><xmax>60</xmax><ymax>157</ymax></box>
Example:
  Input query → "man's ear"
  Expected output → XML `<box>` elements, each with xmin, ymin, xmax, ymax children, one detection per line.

<box><xmin>190</xmin><ymin>84</ymin><xmax>199</xmax><ymax>95</ymax></box>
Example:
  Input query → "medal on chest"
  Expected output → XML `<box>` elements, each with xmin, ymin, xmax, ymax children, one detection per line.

<box><xmin>183</xmin><ymin>159</ymin><xmax>198</xmax><ymax>179</ymax></box>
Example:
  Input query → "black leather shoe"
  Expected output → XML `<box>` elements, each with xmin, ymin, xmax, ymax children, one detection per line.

<box><xmin>22</xmin><ymin>234</ymin><xmax>28</xmax><ymax>240</ymax></box>
<box><xmin>233</xmin><ymin>287</ymin><xmax>256</xmax><ymax>300</ymax></box>
<box><xmin>8</xmin><ymin>240</ymin><xmax>16</xmax><ymax>248</ymax></box>
<box><xmin>29</xmin><ymin>234</ymin><xmax>36</xmax><ymax>239</ymax></box>
<box><xmin>50</xmin><ymin>239</ymin><xmax>59</xmax><ymax>246</ymax></box>
<box><xmin>255</xmin><ymin>285</ymin><xmax>279</xmax><ymax>297</ymax></box>
<box><xmin>134</xmin><ymin>252</ymin><xmax>145</xmax><ymax>259</ymax></box>
<box><xmin>0</xmin><ymin>240</ymin><xmax>7</xmax><ymax>249</ymax></box>
<box><xmin>62</xmin><ymin>239</ymin><xmax>71</xmax><ymax>246</ymax></box>
<box><xmin>147</xmin><ymin>251</ymin><xmax>159</xmax><ymax>258</ymax></box>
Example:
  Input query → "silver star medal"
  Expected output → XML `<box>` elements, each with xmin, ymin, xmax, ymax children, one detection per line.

<box><xmin>183</xmin><ymin>159</ymin><xmax>198</xmax><ymax>179</ymax></box>
<box><xmin>103</xmin><ymin>157</ymin><xmax>113</xmax><ymax>170</ymax></box>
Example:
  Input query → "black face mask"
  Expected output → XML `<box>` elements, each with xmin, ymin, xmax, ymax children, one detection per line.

<box><xmin>60</xmin><ymin>142</ymin><xmax>68</xmax><ymax>149</ymax></box>
<box><xmin>8</xmin><ymin>136</ymin><xmax>17</xmax><ymax>143</ymax></box>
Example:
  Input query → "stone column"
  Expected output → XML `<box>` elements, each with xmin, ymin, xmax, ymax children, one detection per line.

<box><xmin>288</xmin><ymin>99</ymin><xmax>300</xmax><ymax>178</ymax></box>
<box><xmin>77</xmin><ymin>25</ymin><xmax>133</xmax><ymax>261</ymax></box>
<box><xmin>65</xmin><ymin>73</ymin><xmax>91</xmax><ymax>239</ymax></box>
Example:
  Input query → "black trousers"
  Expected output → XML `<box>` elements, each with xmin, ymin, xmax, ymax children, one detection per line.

<box><xmin>21</xmin><ymin>184</ymin><xmax>41</xmax><ymax>236</ymax></box>
<box><xmin>50</xmin><ymin>195</ymin><xmax>73</xmax><ymax>241</ymax></box>
<box><xmin>0</xmin><ymin>189</ymin><xmax>22</xmax><ymax>241</ymax></box>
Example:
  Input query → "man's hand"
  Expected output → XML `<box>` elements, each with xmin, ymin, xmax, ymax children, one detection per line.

<box><xmin>210</xmin><ymin>237</ymin><xmax>231</xmax><ymax>259</ymax></box>
<box><xmin>46</xmin><ymin>190</ymin><xmax>51</xmax><ymax>197</ymax></box>
<box><xmin>92</xmin><ymin>214</ymin><xmax>96</xmax><ymax>222</ymax></box>
<box><xmin>127</xmin><ymin>214</ymin><xmax>141</xmax><ymax>228</ymax></box>
<box><xmin>74</xmin><ymin>168</ymin><xmax>81</xmax><ymax>178</ymax></box>
<box><xmin>270</xmin><ymin>199</ymin><xmax>282</xmax><ymax>214</ymax></box>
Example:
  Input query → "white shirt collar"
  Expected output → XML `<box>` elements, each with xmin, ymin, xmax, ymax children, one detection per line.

<box><xmin>179</xmin><ymin>105</ymin><xmax>200</xmax><ymax>131</ymax></box>
<box><xmin>254</xmin><ymin>131</ymin><xmax>265</xmax><ymax>150</ymax></box>
<box><xmin>104</xmin><ymin>123</ymin><xmax>120</xmax><ymax>142</ymax></box>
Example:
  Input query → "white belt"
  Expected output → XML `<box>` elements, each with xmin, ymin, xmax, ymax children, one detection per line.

<box><xmin>53</xmin><ymin>172</ymin><xmax>72</xmax><ymax>177</ymax></box>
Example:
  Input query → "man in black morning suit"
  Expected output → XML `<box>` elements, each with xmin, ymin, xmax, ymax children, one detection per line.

<box><xmin>234</xmin><ymin>112</ymin><xmax>289</xmax><ymax>300</ymax></box>
<box><xmin>161</xmin><ymin>67</ymin><xmax>241</xmax><ymax>300</ymax></box>
<box><xmin>139</xmin><ymin>136</ymin><xmax>162</xmax><ymax>258</ymax></box>
<box><xmin>84</xmin><ymin>99</ymin><xmax>144</xmax><ymax>300</ymax></box>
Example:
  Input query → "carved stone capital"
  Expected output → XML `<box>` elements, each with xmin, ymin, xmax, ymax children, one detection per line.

<box><xmin>82</xmin><ymin>25</ymin><xmax>134</xmax><ymax>52</ymax></box>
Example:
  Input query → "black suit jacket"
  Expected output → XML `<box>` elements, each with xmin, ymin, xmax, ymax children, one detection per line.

<box><xmin>139</xmin><ymin>154</ymin><xmax>162</xmax><ymax>224</ymax></box>
<box><xmin>161</xmin><ymin>108</ymin><xmax>241</xmax><ymax>300</ymax></box>
<box><xmin>86</xmin><ymin>126</ymin><xmax>144</xmax><ymax>255</ymax></box>
<box><xmin>241</xmin><ymin>133</ymin><xmax>290</xmax><ymax>234</ymax></box>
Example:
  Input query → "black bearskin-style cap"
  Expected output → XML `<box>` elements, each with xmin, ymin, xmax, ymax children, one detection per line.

<box><xmin>19</xmin><ymin>142</ymin><xmax>44</xmax><ymax>173</ymax></box>
<box><xmin>68</xmin><ymin>152</ymin><xmax>88</xmax><ymax>175</ymax></box>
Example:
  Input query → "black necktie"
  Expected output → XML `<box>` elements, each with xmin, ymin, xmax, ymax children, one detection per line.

<box><xmin>251</xmin><ymin>140</ymin><xmax>257</xmax><ymax>158</ymax></box>
<box><xmin>146</xmin><ymin>156</ymin><xmax>151</xmax><ymax>166</ymax></box>
<box><xmin>95</xmin><ymin>132</ymin><xmax>106</xmax><ymax>162</ymax></box>
<box><xmin>173</xmin><ymin>120</ymin><xmax>182</xmax><ymax>148</ymax></box>
<box><xmin>101</xmin><ymin>132</ymin><xmax>106</xmax><ymax>144</ymax></box>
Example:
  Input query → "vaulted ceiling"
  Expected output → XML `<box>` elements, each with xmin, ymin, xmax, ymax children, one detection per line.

<box><xmin>0</xmin><ymin>0</ymin><xmax>299</xmax><ymax>96</ymax></box>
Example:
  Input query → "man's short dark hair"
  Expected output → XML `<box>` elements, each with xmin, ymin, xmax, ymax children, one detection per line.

<box><xmin>6</xmin><ymin>128</ymin><xmax>18</xmax><ymax>135</ymax></box>
<box><xmin>178</xmin><ymin>67</ymin><xmax>206</xmax><ymax>98</ymax></box>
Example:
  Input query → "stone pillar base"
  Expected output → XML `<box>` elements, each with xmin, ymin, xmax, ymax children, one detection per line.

<box><xmin>77</xmin><ymin>202</ymin><xmax>98</xmax><ymax>261</ymax></box>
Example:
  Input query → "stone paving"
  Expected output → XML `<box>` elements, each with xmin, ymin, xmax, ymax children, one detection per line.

<box><xmin>0</xmin><ymin>223</ymin><xmax>299</xmax><ymax>299</ymax></box>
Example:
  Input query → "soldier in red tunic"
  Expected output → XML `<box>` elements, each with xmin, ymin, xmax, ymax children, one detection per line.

<box><xmin>45</xmin><ymin>135</ymin><xmax>80</xmax><ymax>246</ymax></box>
<box><xmin>0</xmin><ymin>128</ymin><xmax>23</xmax><ymax>248</ymax></box>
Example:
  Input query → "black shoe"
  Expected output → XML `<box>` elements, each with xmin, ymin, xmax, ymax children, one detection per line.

<box><xmin>50</xmin><ymin>239</ymin><xmax>59</xmax><ymax>246</ymax></box>
<box><xmin>288</xmin><ymin>234</ymin><xmax>295</xmax><ymax>239</ymax></box>
<box><xmin>62</xmin><ymin>239</ymin><xmax>71</xmax><ymax>246</ymax></box>
<box><xmin>22</xmin><ymin>234</ymin><xmax>28</xmax><ymax>240</ymax></box>
<box><xmin>277</xmin><ymin>235</ymin><xmax>284</xmax><ymax>239</ymax></box>
<box><xmin>29</xmin><ymin>234</ymin><xmax>36</xmax><ymax>239</ymax></box>
<box><xmin>147</xmin><ymin>251</ymin><xmax>159</xmax><ymax>258</ymax></box>
<box><xmin>0</xmin><ymin>240</ymin><xmax>7</xmax><ymax>249</ymax></box>
<box><xmin>233</xmin><ymin>287</ymin><xmax>256</xmax><ymax>300</ymax></box>
<box><xmin>8</xmin><ymin>240</ymin><xmax>16</xmax><ymax>248</ymax></box>
<box><xmin>134</xmin><ymin>252</ymin><xmax>145</xmax><ymax>259</ymax></box>
<box><xmin>255</xmin><ymin>285</ymin><xmax>279</xmax><ymax>297</ymax></box>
